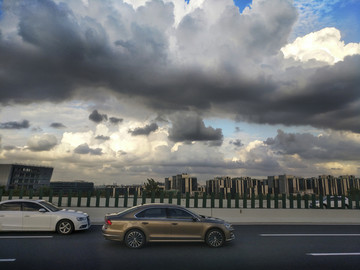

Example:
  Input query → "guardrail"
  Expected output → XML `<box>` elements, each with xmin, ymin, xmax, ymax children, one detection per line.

<box><xmin>1</xmin><ymin>189</ymin><xmax>359</xmax><ymax>210</ymax></box>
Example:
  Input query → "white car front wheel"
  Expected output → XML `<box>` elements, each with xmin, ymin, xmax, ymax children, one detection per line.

<box><xmin>56</xmin><ymin>219</ymin><xmax>74</xmax><ymax>235</ymax></box>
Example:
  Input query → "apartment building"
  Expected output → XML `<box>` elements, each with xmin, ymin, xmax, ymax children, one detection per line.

<box><xmin>165</xmin><ymin>173</ymin><xmax>198</xmax><ymax>194</ymax></box>
<box><xmin>206</xmin><ymin>176</ymin><xmax>269</xmax><ymax>197</ymax></box>
<box><xmin>206</xmin><ymin>174</ymin><xmax>359</xmax><ymax>197</ymax></box>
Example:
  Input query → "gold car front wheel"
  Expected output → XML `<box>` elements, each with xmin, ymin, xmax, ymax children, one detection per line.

<box><xmin>206</xmin><ymin>229</ymin><xmax>225</xmax><ymax>248</ymax></box>
<box><xmin>125</xmin><ymin>229</ymin><xmax>146</xmax><ymax>249</ymax></box>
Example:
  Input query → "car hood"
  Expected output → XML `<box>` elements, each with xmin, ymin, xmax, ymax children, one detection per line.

<box><xmin>58</xmin><ymin>209</ymin><xmax>88</xmax><ymax>217</ymax></box>
<box><xmin>201</xmin><ymin>216</ymin><xmax>227</xmax><ymax>224</ymax></box>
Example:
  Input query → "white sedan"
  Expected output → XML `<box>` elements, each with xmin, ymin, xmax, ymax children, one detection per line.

<box><xmin>0</xmin><ymin>199</ymin><xmax>91</xmax><ymax>234</ymax></box>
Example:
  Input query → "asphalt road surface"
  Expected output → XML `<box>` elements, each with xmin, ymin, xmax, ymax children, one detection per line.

<box><xmin>1</xmin><ymin>225</ymin><xmax>360</xmax><ymax>270</ymax></box>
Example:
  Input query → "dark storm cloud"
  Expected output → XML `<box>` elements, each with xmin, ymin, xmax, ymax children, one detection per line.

<box><xmin>243</xmin><ymin>56</ymin><xmax>360</xmax><ymax>133</ymax></box>
<box><xmin>264</xmin><ymin>129</ymin><xmax>360</xmax><ymax>161</ymax></box>
<box><xmin>74</xmin><ymin>143</ymin><xmax>102</xmax><ymax>155</ymax></box>
<box><xmin>129</xmin><ymin>123</ymin><xmax>158</xmax><ymax>136</ymax></box>
<box><xmin>230</xmin><ymin>139</ymin><xmax>244</xmax><ymax>148</ymax></box>
<box><xmin>50</xmin><ymin>122</ymin><xmax>66</xmax><ymax>129</ymax></box>
<box><xmin>3</xmin><ymin>145</ymin><xmax>17</xmax><ymax>151</ymax></box>
<box><xmin>109</xmin><ymin>117</ymin><xmax>123</xmax><ymax>125</ymax></box>
<box><xmin>0</xmin><ymin>0</ymin><xmax>359</xmax><ymax>133</ymax></box>
<box><xmin>95</xmin><ymin>135</ymin><xmax>110</xmax><ymax>141</ymax></box>
<box><xmin>0</xmin><ymin>120</ymin><xmax>30</xmax><ymax>129</ymax></box>
<box><xmin>168</xmin><ymin>113</ymin><xmax>223</xmax><ymax>144</ymax></box>
<box><xmin>0</xmin><ymin>0</ymin><xmax>100</xmax><ymax>104</ymax></box>
<box><xmin>89</xmin><ymin>110</ymin><xmax>123</xmax><ymax>125</ymax></box>
<box><xmin>27</xmin><ymin>134</ymin><xmax>57</xmax><ymax>152</ymax></box>
<box><xmin>89</xmin><ymin>110</ymin><xmax>108</xmax><ymax>123</ymax></box>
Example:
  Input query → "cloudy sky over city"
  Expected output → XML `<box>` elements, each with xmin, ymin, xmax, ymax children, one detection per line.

<box><xmin>0</xmin><ymin>0</ymin><xmax>359</xmax><ymax>185</ymax></box>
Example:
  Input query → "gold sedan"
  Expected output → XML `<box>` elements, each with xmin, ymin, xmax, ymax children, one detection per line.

<box><xmin>102</xmin><ymin>203</ymin><xmax>235</xmax><ymax>248</ymax></box>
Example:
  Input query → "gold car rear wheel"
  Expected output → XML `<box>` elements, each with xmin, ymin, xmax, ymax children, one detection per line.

<box><xmin>206</xmin><ymin>229</ymin><xmax>225</xmax><ymax>248</ymax></box>
<box><xmin>124</xmin><ymin>229</ymin><xmax>146</xmax><ymax>249</ymax></box>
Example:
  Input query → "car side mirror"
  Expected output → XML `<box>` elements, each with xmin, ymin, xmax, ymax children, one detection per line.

<box><xmin>39</xmin><ymin>208</ymin><xmax>47</xmax><ymax>213</ymax></box>
<box><xmin>192</xmin><ymin>217</ymin><xmax>199</xmax><ymax>222</ymax></box>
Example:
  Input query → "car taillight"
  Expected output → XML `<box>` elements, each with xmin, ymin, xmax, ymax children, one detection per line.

<box><xmin>106</xmin><ymin>219</ymin><xmax>112</xmax><ymax>225</ymax></box>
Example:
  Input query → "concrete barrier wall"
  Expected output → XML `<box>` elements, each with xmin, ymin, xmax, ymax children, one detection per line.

<box><xmin>73</xmin><ymin>207</ymin><xmax>360</xmax><ymax>225</ymax></box>
<box><xmin>4</xmin><ymin>195</ymin><xmax>358</xmax><ymax>209</ymax></box>
<box><xmin>2</xmin><ymin>195</ymin><xmax>359</xmax><ymax>225</ymax></box>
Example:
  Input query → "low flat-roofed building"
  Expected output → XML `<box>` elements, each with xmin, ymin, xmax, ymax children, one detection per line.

<box><xmin>50</xmin><ymin>181</ymin><xmax>94</xmax><ymax>193</ymax></box>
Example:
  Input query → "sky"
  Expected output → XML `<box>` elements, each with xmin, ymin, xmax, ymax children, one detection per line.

<box><xmin>0</xmin><ymin>0</ymin><xmax>359</xmax><ymax>185</ymax></box>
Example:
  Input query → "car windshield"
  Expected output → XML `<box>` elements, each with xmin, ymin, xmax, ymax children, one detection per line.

<box><xmin>38</xmin><ymin>201</ymin><xmax>61</xmax><ymax>212</ymax></box>
<box><xmin>183</xmin><ymin>208</ymin><xmax>201</xmax><ymax>219</ymax></box>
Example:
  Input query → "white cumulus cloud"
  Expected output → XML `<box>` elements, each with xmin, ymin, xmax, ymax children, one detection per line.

<box><xmin>281</xmin><ymin>27</ymin><xmax>360</xmax><ymax>65</ymax></box>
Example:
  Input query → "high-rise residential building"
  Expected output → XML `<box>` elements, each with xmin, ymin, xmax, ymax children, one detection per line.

<box><xmin>267</xmin><ymin>175</ymin><xmax>279</xmax><ymax>194</ymax></box>
<box><xmin>318</xmin><ymin>175</ymin><xmax>336</xmax><ymax>196</ymax></box>
<box><xmin>267</xmin><ymin>175</ymin><xmax>301</xmax><ymax>195</ymax></box>
<box><xmin>206</xmin><ymin>176</ymin><xmax>268</xmax><ymax>197</ymax></box>
<box><xmin>0</xmin><ymin>164</ymin><xmax>53</xmax><ymax>190</ymax></box>
<box><xmin>165</xmin><ymin>173</ymin><xmax>197</xmax><ymax>194</ymax></box>
<box><xmin>206</xmin><ymin>176</ymin><xmax>232</xmax><ymax>195</ymax></box>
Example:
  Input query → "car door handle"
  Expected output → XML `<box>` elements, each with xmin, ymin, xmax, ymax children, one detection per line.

<box><xmin>142</xmin><ymin>222</ymin><xmax>149</xmax><ymax>225</ymax></box>
<box><xmin>0</xmin><ymin>215</ymin><xmax>4</xmax><ymax>217</ymax></box>
<box><xmin>172</xmin><ymin>223</ymin><xmax>178</xmax><ymax>225</ymax></box>
<box><xmin>24</xmin><ymin>215</ymin><xmax>31</xmax><ymax>218</ymax></box>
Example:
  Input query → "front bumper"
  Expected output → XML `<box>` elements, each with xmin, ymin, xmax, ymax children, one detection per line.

<box><xmin>227</xmin><ymin>231</ymin><xmax>235</xmax><ymax>241</ymax></box>
<box><xmin>75</xmin><ymin>217</ymin><xmax>91</xmax><ymax>231</ymax></box>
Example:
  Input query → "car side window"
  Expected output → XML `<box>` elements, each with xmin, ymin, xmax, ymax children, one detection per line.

<box><xmin>22</xmin><ymin>202</ymin><xmax>44</xmax><ymax>212</ymax></box>
<box><xmin>136</xmin><ymin>208</ymin><xmax>166</xmax><ymax>219</ymax></box>
<box><xmin>167</xmin><ymin>208</ymin><xmax>194</xmax><ymax>219</ymax></box>
<box><xmin>0</xmin><ymin>202</ymin><xmax>21</xmax><ymax>211</ymax></box>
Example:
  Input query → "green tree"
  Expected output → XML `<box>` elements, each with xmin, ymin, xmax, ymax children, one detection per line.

<box><xmin>144</xmin><ymin>178</ymin><xmax>161</xmax><ymax>197</ymax></box>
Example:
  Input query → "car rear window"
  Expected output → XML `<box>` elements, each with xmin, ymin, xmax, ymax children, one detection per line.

<box><xmin>0</xmin><ymin>202</ymin><xmax>21</xmax><ymax>211</ymax></box>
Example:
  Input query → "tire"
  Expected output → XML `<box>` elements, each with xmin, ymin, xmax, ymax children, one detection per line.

<box><xmin>206</xmin><ymin>229</ymin><xmax>225</xmax><ymax>248</ymax></box>
<box><xmin>124</xmin><ymin>229</ymin><xmax>146</xmax><ymax>249</ymax></box>
<box><xmin>56</xmin><ymin>219</ymin><xmax>74</xmax><ymax>235</ymax></box>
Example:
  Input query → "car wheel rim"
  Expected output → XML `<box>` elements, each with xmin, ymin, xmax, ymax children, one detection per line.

<box><xmin>208</xmin><ymin>231</ymin><xmax>223</xmax><ymax>247</ymax></box>
<box><xmin>59</xmin><ymin>222</ymin><xmax>71</xmax><ymax>234</ymax></box>
<box><xmin>126</xmin><ymin>231</ymin><xmax>144</xmax><ymax>248</ymax></box>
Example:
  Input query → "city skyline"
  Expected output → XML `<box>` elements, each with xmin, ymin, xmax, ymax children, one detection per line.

<box><xmin>0</xmin><ymin>0</ymin><xmax>360</xmax><ymax>185</ymax></box>
<box><xmin>61</xmin><ymin>172</ymin><xmax>360</xmax><ymax>188</ymax></box>
<box><xmin>1</xmin><ymin>163</ymin><xmax>358</xmax><ymax>198</ymax></box>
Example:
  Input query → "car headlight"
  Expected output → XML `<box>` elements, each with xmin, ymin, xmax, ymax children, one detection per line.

<box><xmin>76</xmin><ymin>217</ymin><xmax>87</xmax><ymax>221</ymax></box>
<box><xmin>225</xmin><ymin>223</ymin><xmax>232</xmax><ymax>230</ymax></box>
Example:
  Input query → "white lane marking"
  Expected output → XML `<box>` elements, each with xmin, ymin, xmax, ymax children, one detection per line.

<box><xmin>0</xmin><ymin>259</ymin><xmax>16</xmax><ymax>262</ymax></box>
<box><xmin>307</xmin><ymin>253</ymin><xmax>360</xmax><ymax>256</ymax></box>
<box><xmin>260</xmin><ymin>234</ymin><xmax>360</xmax><ymax>237</ymax></box>
<box><xmin>0</xmin><ymin>236</ymin><xmax>53</xmax><ymax>239</ymax></box>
